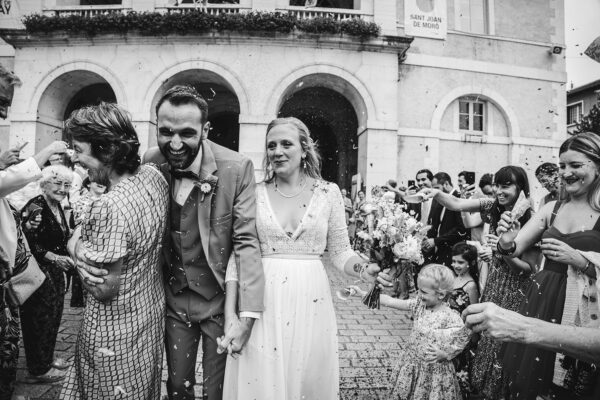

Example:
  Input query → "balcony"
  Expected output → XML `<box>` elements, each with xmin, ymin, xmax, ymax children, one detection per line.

<box><xmin>38</xmin><ymin>1</ymin><xmax>377</xmax><ymax>21</ymax></box>
<box><xmin>18</xmin><ymin>0</ymin><xmax>396</xmax><ymax>37</ymax></box>
<box><xmin>41</xmin><ymin>1</ymin><xmax>132</xmax><ymax>17</ymax></box>
<box><xmin>278</xmin><ymin>5</ymin><xmax>373</xmax><ymax>22</ymax></box>
<box><xmin>157</xmin><ymin>2</ymin><xmax>250</xmax><ymax>15</ymax></box>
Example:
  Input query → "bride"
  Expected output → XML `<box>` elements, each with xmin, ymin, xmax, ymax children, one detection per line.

<box><xmin>221</xmin><ymin>117</ymin><xmax>384</xmax><ymax>400</ymax></box>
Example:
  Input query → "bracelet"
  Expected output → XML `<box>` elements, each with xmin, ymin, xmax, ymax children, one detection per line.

<box><xmin>582</xmin><ymin>261</ymin><xmax>592</xmax><ymax>274</ymax></box>
<box><xmin>496</xmin><ymin>241</ymin><xmax>516</xmax><ymax>256</ymax></box>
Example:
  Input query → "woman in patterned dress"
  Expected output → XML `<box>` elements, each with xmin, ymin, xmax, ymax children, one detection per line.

<box><xmin>60</xmin><ymin>103</ymin><xmax>169</xmax><ymax>400</ymax></box>
<box><xmin>422</xmin><ymin>166</ymin><xmax>537</xmax><ymax>400</ymax></box>
<box><xmin>222</xmin><ymin>117</ymin><xmax>384</xmax><ymax>400</ymax></box>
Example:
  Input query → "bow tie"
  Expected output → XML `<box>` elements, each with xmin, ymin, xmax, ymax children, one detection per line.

<box><xmin>170</xmin><ymin>169</ymin><xmax>200</xmax><ymax>181</ymax></box>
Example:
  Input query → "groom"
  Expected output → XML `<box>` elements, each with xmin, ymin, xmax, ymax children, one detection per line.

<box><xmin>147</xmin><ymin>85</ymin><xmax>265</xmax><ymax>399</ymax></box>
<box><xmin>79</xmin><ymin>85</ymin><xmax>265</xmax><ymax>400</ymax></box>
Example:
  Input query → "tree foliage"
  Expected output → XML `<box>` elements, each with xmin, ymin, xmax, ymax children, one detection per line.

<box><xmin>574</xmin><ymin>95</ymin><xmax>600</xmax><ymax>135</ymax></box>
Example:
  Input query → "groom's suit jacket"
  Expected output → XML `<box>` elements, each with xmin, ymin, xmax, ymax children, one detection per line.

<box><xmin>145</xmin><ymin>140</ymin><xmax>265</xmax><ymax>313</ymax></box>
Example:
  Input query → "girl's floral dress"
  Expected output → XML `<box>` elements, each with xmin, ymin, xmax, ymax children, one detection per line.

<box><xmin>390</xmin><ymin>297</ymin><xmax>470</xmax><ymax>400</ymax></box>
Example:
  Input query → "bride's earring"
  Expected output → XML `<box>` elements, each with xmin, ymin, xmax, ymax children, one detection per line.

<box><xmin>302</xmin><ymin>157</ymin><xmax>307</xmax><ymax>170</ymax></box>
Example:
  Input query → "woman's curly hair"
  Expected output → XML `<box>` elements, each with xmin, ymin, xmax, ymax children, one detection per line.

<box><xmin>64</xmin><ymin>102</ymin><xmax>140</xmax><ymax>175</ymax></box>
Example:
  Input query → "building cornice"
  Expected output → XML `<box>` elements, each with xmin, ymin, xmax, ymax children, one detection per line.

<box><xmin>0</xmin><ymin>29</ymin><xmax>413</xmax><ymax>56</ymax></box>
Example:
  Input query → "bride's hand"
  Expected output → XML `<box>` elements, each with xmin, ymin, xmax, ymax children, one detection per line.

<box><xmin>218</xmin><ymin>316</ymin><xmax>255</xmax><ymax>357</ymax></box>
<box><xmin>365</xmin><ymin>263</ymin><xmax>394</xmax><ymax>289</ymax></box>
<box><xmin>218</xmin><ymin>315</ymin><xmax>242</xmax><ymax>357</ymax></box>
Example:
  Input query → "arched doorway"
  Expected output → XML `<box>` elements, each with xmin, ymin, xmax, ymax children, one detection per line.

<box><xmin>36</xmin><ymin>70</ymin><xmax>117</xmax><ymax>151</ymax></box>
<box><xmin>278</xmin><ymin>86</ymin><xmax>359</xmax><ymax>190</ymax></box>
<box><xmin>149</xmin><ymin>69</ymin><xmax>240</xmax><ymax>151</ymax></box>
<box><xmin>64</xmin><ymin>83</ymin><xmax>116</xmax><ymax>121</ymax></box>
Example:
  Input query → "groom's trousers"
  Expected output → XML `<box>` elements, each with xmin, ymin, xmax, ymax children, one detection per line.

<box><xmin>165</xmin><ymin>285</ymin><xmax>227</xmax><ymax>400</ymax></box>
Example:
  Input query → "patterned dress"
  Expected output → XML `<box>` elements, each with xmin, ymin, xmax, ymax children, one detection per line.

<box><xmin>0</xmin><ymin>205</ymin><xmax>25</xmax><ymax>400</ymax></box>
<box><xmin>448</xmin><ymin>281</ymin><xmax>478</xmax><ymax>399</ymax></box>
<box><xmin>61</xmin><ymin>165</ymin><xmax>168</xmax><ymax>400</ymax></box>
<box><xmin>390</xmin><ymin>297</ymin><xmax>470</xmax><ymax>400</ymax></box>
<box><xmin>223</xmin><ymin>181</ymin><xmax>357</xmax><ymax>400</ymax></box>
<box><xmin>470</xmin><ymin>198</ymin><xmax>532</xmax><ymax>400</ymax></box>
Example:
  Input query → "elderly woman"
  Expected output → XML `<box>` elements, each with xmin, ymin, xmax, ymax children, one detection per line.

<box><xmin>20</xmin><ymin>165</ymin><xmax>75</xmax><ymax>383</ymax></box>
<box><xmin>60</xmin><ymin>102</ymin><xmax>168</xmax><ymax>399</ymax></box>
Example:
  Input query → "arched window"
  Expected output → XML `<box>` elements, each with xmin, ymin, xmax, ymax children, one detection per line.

<box><xmin>439</xmin><ymin>94</ymin><xmax>509</xmax><ymax>138</ymax></box>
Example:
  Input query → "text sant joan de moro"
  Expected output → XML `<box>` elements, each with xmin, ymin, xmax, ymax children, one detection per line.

<box><xmin>409</xmin><ymin>14</ymin><xmax>442</xmax><ymax>29</ymax></box>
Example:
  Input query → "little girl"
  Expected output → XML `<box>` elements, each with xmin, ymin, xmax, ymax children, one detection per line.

<box><xmin>448</xmin><ymin>242</ymin><xmax>480</xmax><ymax>399</ymax></box>
<box><xmin>351</xmin><ymin>264</ymin><xmax>470</xmax><ymax>400</ymax></box>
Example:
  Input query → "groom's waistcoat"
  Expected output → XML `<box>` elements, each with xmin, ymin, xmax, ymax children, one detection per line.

<box><xmin>167</xmin><ymin>187</ymin><xmax>222</xmax><ymax>300</ymax></box>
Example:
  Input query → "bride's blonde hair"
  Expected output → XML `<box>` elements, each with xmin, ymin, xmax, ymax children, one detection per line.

<box><xmin>262</xmin><ymin>117</ymin><xmax>322</xmax><ymax>183</ymax></box>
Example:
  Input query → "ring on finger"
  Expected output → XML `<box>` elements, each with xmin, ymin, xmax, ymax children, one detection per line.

<box><xmin>554</xmin><ymin>251</ymin><xmax>557</xmax><ymax>257</ymax></box>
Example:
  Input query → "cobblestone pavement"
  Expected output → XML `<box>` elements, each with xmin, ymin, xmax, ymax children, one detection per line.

<box><xmin>13</xmin><ymin>263</ymin><xmax>411</xmax><ymax>400</ymax></box>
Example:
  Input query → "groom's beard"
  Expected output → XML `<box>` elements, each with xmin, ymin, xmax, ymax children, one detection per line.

<box><xmin>88</xmin><ymin>166</ymin><xmax>112</xmax><ymax>191</ymax></box>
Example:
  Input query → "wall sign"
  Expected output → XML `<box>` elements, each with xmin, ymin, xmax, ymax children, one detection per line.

<box><xmin>405</xmin><ymin>0</ymin><xmax>447</xmax><ymax>40</ymax></box>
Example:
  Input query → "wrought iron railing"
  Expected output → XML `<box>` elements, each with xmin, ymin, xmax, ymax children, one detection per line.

<box><xmin>42</xmin><ymin>5</ymin><xmax>131</xmax><ymax>18</ymax></box>
<box><xmin>279</xmin><ymin>6</ymin><xmax>373</xmax><ymax>22</ymax></box>
<box><xmin>159</xmin><ymin>4</ymin><xmax>249</xmax><ymax>15</ymax></box>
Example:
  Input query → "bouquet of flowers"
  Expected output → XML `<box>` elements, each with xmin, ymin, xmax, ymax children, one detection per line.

<box><xmin>355</xmin><ymin>190</ymin><xmax>430</xmax><ymax>309</ymax></box>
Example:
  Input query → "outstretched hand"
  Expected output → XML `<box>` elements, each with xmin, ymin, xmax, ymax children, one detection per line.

<box><xmin>347</xmin><ymin>285</ymin><xmax>367</xmax><ymax>298</ymax></box>
<box><xmin>462</xmin><ymin>302</ymin><xmax>528</xmax><ymax>343</ymax></box>
<box><xmin>419</xmin><ymin>188</ymin><xmax>439</xmax><ymax>200</ymax></box>
<box><xmin>0</xmin><ymin>148</ymin><xmax>21</xmax><ymax>170</ymax></box>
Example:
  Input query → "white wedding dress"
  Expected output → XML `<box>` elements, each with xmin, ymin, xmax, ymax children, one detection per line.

<box><xmin>223</xmin><ymin>180</ymin><xmax>355</xmax><ymax>400</ymax></box>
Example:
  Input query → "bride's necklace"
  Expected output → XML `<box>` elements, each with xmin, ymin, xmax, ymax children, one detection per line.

<box><xmin>274</xmin><ymin>176</ymin><xmax>307</xmax><ymax>198</ymax></box>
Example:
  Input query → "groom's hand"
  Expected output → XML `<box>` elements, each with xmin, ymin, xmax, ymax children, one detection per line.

<box><xmin>218</xmin><ymin>316</ymin><xmax>255</xmax><ymax>356</ymax></box>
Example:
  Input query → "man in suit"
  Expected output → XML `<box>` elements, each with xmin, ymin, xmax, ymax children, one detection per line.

<box><xmin>422</xmin><ymin>172</ymin><xmax>468</xmax><ymax>267</ymax></box>
<box><xmin>406</xmin><ymin>168</ymin><xmax>434</xmax><ymax>223</ymax></box>
<box><xmin>145</xmin><ymin>85</ymin><xmax>265</xmax><ymax>400</ymax></box>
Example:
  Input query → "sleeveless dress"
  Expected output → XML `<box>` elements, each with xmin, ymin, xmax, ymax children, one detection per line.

<box><xmin>223</xmin><ymin>181</ymin><xmax>356</xmax><ymax>400</ymax></box>
<box><xmin>502</xmin><ymin>201</ymin><xmax>600</xmax><ymax>399</ymax></box>
<box><xmin>60</xmin><ymin>165</ymin><xmax>168</xmax><ymax>400</ymax></box>
<box><xmin>471</xmin><ymin>198</ymin><xmax>533</xmax><ymax>400</ymax></box>
<box><xmin>448</xmin><ymin>281</ymin><xmax>478</xmax><ymax>400</ymax></box>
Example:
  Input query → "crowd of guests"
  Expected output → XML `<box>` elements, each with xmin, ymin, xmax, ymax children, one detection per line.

<box><xmin>339</xmin><ymin>141</ymin><xmax>600</xmax><ymax>399</ymax></box>
<box><xmin>0</xmin><ymin>58</ymin><xmax>599</xmax><ymax>400</ymax></box>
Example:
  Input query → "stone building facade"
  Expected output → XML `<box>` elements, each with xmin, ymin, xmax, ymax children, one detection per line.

<box><xmin>0</xmin><ymin>0</ymin><xmax>567</xmax><ymax>197</ymax></box>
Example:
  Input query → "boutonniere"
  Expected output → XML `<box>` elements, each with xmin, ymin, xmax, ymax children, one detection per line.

<box><xmin>194</xmin><ymin>174</ymin><xmax>218</xmax><ymax>202</ymax></box>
